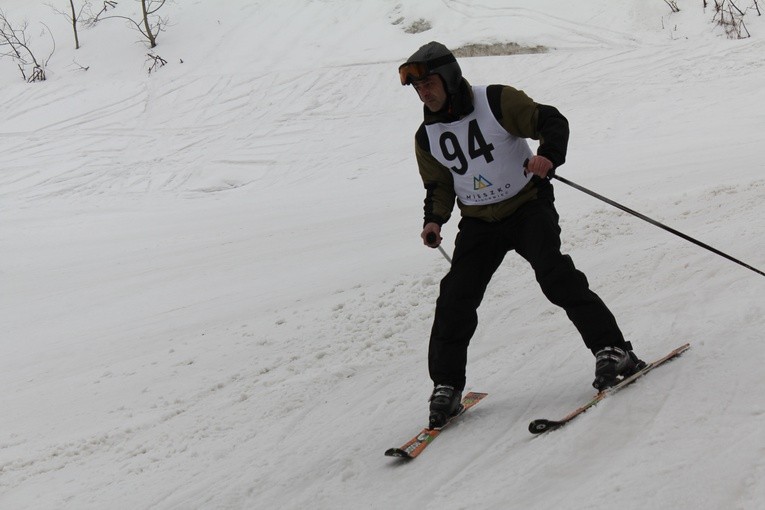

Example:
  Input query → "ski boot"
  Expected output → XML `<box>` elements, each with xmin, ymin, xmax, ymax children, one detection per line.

<box><xmin>429</xmin><ymin>384</ymin><xmax>462</xmax><ymax>429</ymax></box>
<box><xmin>592</xmin><ymin>346</ymin><xmax>646</xmax><ymax>391</ymax></box>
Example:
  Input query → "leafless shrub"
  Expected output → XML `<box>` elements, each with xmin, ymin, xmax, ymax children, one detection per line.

<box><xmin>713</xmin><ymin>0</ymin><xmax>752</xmax><ymax>38</ymax></box>
<box><xmin>77</xmin><ymin>0</ymin><xmax>118</xmax><ymax>26</ymax></box>
<box><xmin>0</xmin><ymin>10</ymin><xmax>55</xmax><ymax>82</ymax></box>
<box><xmin>664</xmin><ymin>0</ymin><xmax>681</xmax><ymax>12</ymax></box>
<box><xmin>146</xmin><ymin>52</ymin><xmax>166</xmax><ymax>73</ymax></box>
<box><xmin>90</xmin><ymin>0</ymin><xmax>118</xmax><ymax>24</ymax></box>
<box><xmin>750</xmin><ymin>0</ymin><xmax>761</xmax><ymax>15</ymax></box>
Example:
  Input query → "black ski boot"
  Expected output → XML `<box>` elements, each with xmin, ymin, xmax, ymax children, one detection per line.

<box><xmin>429</xmin><ymin>384</ymin><xmax>462</xmax><ymax>429</ymax></box>
<box><xmin>592</xmin><ymin>346</ymin><xmax>646</xmax><ymax>391</ymax></box>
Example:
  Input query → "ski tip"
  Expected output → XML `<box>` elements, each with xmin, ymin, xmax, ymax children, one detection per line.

<box><xmin>384</xmin><ymin>448</ymin><xmax>412</xmax><ymax>459</ymax></box>
<box><xmin>528</xmin><ymin>418</ymin><xmax>561</xmax><ymax>435</ymax></box>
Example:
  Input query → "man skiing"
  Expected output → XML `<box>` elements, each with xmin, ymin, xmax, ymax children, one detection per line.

<box><xmin>399</xmin><ymin>41</ymin><xmax>645</xmax><ymax>429</ymax></box>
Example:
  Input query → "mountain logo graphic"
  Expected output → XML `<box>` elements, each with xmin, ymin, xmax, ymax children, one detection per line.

<box><xmin>473</xmin><ymin>175</ymin><xmax>493</xmax><ymax>190</ymax></box>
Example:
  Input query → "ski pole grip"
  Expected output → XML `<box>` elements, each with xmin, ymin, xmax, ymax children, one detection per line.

<box><xmin>425</xmin><ymin>232</ymin><xmax>437</xmax><ymax>245</ymax></box>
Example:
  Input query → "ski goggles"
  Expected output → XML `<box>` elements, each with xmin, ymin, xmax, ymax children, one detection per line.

<box><xmin>398</xmin><ymin>62</ymin><xmax>429</xmax><ymax>85</ymax></box>
<box><xmin>398</xmin><ymin>54</ymin><xmax>457</xmax><ymax>85</ymax></box>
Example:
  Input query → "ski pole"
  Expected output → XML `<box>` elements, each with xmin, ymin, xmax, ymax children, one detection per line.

<box><xmin>551</xmin><ymin>173</ymin><xmax>764</xmax><ymax>278</ymax></box>
<box><xmin>426</xmin><ymin>232</ymin><xmax>452</xmax><ymax>264</ymax></box>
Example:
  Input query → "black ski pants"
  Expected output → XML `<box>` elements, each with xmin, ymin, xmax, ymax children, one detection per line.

<box><xmin>428</xmin><ymin>196</ymin><xmax>627</xmax><ymax>391</ymax></box>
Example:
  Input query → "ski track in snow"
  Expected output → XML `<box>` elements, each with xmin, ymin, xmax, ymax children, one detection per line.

<box><xmin>1</xmin><ymin>1</ymin><xmax>764</xmax><ymax>509</ymax></box>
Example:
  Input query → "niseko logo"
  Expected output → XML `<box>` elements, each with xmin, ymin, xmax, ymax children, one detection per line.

<box><xmin>473</xmin><ymin>175</ymin><xmax>492</xmax><ymax>190</ymax></box>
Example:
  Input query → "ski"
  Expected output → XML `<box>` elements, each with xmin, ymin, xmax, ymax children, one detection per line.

<box><xmin>529</xmin><ymin>343</ymin><xmax>690</xmax><ymax>434</ymax></box>
<box><xmin>385</xmin><ymin>392</ymin><xmax>488</xmax><ymax>459</ymax></box>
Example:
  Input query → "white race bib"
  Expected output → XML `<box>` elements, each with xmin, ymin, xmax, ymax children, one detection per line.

<box><xmin>425</xmin><ymin>86</ymin><xmax>534</xmax><ymax>205</ymax></box>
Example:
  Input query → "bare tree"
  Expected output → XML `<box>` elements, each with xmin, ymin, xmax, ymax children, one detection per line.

<box><xmin>93</xmin><ymin>0</ymin><xmax>167</xmax><ymax>48</ymax></box>
<box><xmin>0</xmin><ymin>10</ymin><xmax>55</xmax><ymax>82</ymax></box>
<box><xmin>140</xmin><ymin>0</ymin><xmax>166</xmax><ymax>48</ymax></box>
<box><xmin>68</xmin><ymin>0</ymin><xmax>82</xmax><ymax>48</ymax></box>
<box><xmin>49</xmin><ymin>0</ymin><xmax>91</xmax><ymax>49</ymax></box>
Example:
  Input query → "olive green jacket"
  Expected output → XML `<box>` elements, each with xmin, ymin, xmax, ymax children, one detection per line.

<box><xmin>415</xmin><ymin>79</ymin><xmax>569</xmax><ymax>226</ymax></box>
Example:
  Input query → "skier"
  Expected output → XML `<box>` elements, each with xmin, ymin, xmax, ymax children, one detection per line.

<box><xmin>399</xmin><ymin>41</ymin><xmax>645</xmax><ymax>429</ymax></box>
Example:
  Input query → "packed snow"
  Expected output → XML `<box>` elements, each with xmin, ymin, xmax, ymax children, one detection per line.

<box><xmin>1</xmin><ymin>1</ymin><xmax>764</xmax><ymax>509</ymax></box>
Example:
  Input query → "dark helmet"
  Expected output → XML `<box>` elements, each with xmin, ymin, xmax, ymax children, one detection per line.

<box><xmin>398</xmin><ymin>41</ymin><xmax>462</xmax><ymax>95</ymax></box>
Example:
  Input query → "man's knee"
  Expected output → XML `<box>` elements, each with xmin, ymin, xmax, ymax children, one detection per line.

<box><xmin>536</xmin><ymin>254</ymin><xmax>590</xmax><ymax>303</ymax></box>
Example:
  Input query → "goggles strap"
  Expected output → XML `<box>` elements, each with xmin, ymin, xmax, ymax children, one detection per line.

<box><xmin>399</xmin><ymin>53</ymin><xmax>457</xmax><ymax>85</ymax></box>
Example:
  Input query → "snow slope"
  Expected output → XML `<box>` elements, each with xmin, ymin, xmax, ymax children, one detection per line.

<box><xmin>1</xmin><ymin>1</ymin><xmax>764</xmax><ymax>508</ymax></box>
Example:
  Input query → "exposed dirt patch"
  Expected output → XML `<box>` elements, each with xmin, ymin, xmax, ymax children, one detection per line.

<box><xmin>402</xmin><ymin>18</ymin><xmax>432</xmax><ymax>34</ymax></box>
<box><xmin>453</xmin><ymin>42</ymin><xmax>547</xmax><ymax>57</ymax></box>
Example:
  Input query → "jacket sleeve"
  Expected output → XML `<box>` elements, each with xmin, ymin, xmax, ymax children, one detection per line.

<box><xmin>489</xmin><ymin>85</ymin><xmax>570</xmax><ymax>169</ymax></box>
<box><xmin>535</xmin><ymin>104</ymin><xmax>569</xmax><ymax>169</ymax></box>
<box><xmin>415</xmin><ymin>125</ymin><xmax>455</xmax><ymax>227</ymax></box>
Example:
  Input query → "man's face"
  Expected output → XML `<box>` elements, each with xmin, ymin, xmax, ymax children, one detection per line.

<box><xmin>413</xmin><ymin>74</ymin><xmax>447</xmax><ymax>112</ymax></box>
